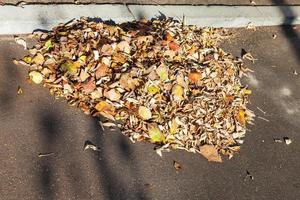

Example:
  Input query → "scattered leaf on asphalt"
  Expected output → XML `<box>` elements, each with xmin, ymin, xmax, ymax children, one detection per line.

<box><xmin>200</xmin><ymin>145</ymin><xmax>222</xmax><ymax>162</ymax></box>
<box><xmin>283</xmin><ymin>137</ymin><xmax>292</xmax><ymax>145</ymax></box>
<box><xmin>274</xmin><ymin>138</ymin><xmax>283</xmax><ymax>143</ymax></box>
<box><xmin>14</xmin><ymin>36</ymin><xmax>27</xmax><ymax>50</ymax></box>
<box><xmin>84</xmin><ymin>140</ymin><xmax>100</xmax><ymax>151</ymax></box>
<box><xmin>17</xmin><ymin>85</ymin><xmax>23</xmax><ymax>94</ymax></box>
<box><xmin>173</xmin><ymin>160</ymin><xmax>182</xmax><ymax>171</ymax></box>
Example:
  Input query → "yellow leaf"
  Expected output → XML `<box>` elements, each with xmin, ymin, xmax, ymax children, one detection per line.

<box><xmin>147</xmin><ymin>84</ymin><xmax>159</xmax><ymax>95</ymax></box>
<box><xmin>236</xmin><ymin>110</ymin><xmax>246</xmax><ymax>125</ymax></box>
<box><xmin>169</xmin><ymin>118</ymin><xmax>178</xmax><ymax>134</ymax></box>
<box><xmin>79</xmin><ymin>55</ymin><xmax>86</xmax><ymax>62</ymax></box>
<box><xmin>61</xmin><ymin>60</ymin><xmax>81</xmax><ymax>74</ymax></box>
<box><xmin>29</xmin><ymin>71</ymin><xmax>43</xmax><ymax>84</ymax></box>
<box><xmin>244</xmin><ymin>89</ymin><xmax>252</xmax><ymax>95</ymax></box>
<box><xmin>138</xmin><ymin>106</ymin><xmax>152</xmax><ymax>120</ymax></box>
<box><xmin>172</xmin><ymin>84</ymin><xmax>184</xmax><ymax>101</ymax></box>
<box><xmin>23</xmin><ymin>56</ymin><xmax>32</xmax><ymax>64</ymax></box>
<box><xmin>148</xmin><ymin>124</ymin><xmax>165</xmax><ymax>143</ymax></box>
<box><xmin>32</xmin><ymin>53</ymin><xmax>44</xmax><ymax>65</ymax></box>
<box><xmin>45</xmin><ymin>39</ymin><xmax>53</xmax><ymax>50</ymax></box>
<box><xmin>200</xmin><ymin>145</ymin><xmax>222</xmax><ymax>162</ymax></box>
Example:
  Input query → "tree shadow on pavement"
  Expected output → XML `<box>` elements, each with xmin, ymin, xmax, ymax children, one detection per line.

<box><xmin>272</xmin><ymin>0</ymin><xmax>300</xmax><ymax>64</ymax></box>
<box><xmin>0</xmin><ymin>42</ymin><xmax>21</xmax><ymax>113</ymax></box>
<box><xmin>89</xmin><ymin>117</ymin><xmax>149</xmax><ymax>200</ymax></box>
<box><xmin>37</xmin><ymin>111</ymin><xmax>61</xmax><ymax>200</ymax></box>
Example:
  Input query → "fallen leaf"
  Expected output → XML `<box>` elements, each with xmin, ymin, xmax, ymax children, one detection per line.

<box><xmin>173</xmin><ymin>160</ymin><xmax>182</xmax><ymax>171</ymax></box>
<box><xmin>236</xmin><ymin>110</ymin><xmax>246</xmax><ymax>125</ymax></box>
<box><xmin>200</xmin><ymin>145</ymin><xmax>222</xmax><ymax>162</ymax></box>
<box><xmin>104</xmin><ymin>89</ymin><xmax>121</xmax><ymax>101</ymax></box>
<box><xmin>84</xmin><ymin>140</ymin><xmax>100</xmax><ymax>151</ymax></box>
<box><xmin>172</xmin><ymin>84</ymin><xmax>184</xmax><ymax>101</ymax></box>
<box><xmin>90</xmin><ymin>88</ymin><xmax>102</xmax><ymax>99</ymax></box>
<box><xmin>93</xmin><ymin>50</ymin><xmax>100</xmax><ymax>60</ymax></box>
<box><xmin>188</xmin><ymin>72</ymin><xmax>201</xmax><ymax>84</ymax></box>
<box><xmin>117</xmin><ymin>41</ymin><xmax>131</xmax><ymax>54</ymax></box>
<box><xmin>95</xmin><ymin>63</ymin><xmax>109</xmax><ymax>78</ymax></box>
<box><xmin>82</xmin><ymin>78</ymin><xmax>96</xmax><ymax>93</ymax></box>
<box><xmin>138</xmin><ymin>106</ymin><xmax>152</xmax><ymax>120</ymax></box>
<box><xmin>148</xmin><ymin>124</ymin><xmax>165</xmax><ymax>143</ymax></box>
<box><xmin>14</xmin><ymin>37</ymin><xmax>27</xmax><ymax>49</ymax></box>
<box><xmin>79</xmin><ymin>69</ymin><xmax>90</xmax><ymax>82</ymax></box>
<box><xmin>23</xmin><ymin>56</ymin><xmax>32</xmax><ymax>64</ymax></box>
<box><xmin>165</xmin><ymin>32</ymin><xmax>174</xmax><ymax>42</ymax></box>
<box><xmin>169</xmin><ymin>118</ymin><xmax>178</xmax><ymax>134</ymax></box>
<box><xmin>61</xmin><ymin>60</ymin><xmax>81</xmax><ymax>74</ymax></box>
<box><xmin>101</xmin><ymin>44</ymin><xmax>113</xmax><ymax>56</ymax></box>
<box><xmin>156</xmin><ymin>64</ymin><xmax>168</xmax><ymax>81</ymax></box>
<box><xmin>169</xmin><ymin>42</ymin><xmax>180</xmax><ymax>51</ymax></box>
<box><xmin>95</xmin><ymin>101</ymin><xmax>115</xmax><ymax>114</ymax></box>
<box><xmin>147</xmin><ymin>84</ymin><xmax>159</xmax><ymax>95</ymax></box>
<box><xmin>45</xmin><ymin>39</ymin><xmax>53</xmax><ymax>50</ymax></box>
<box><xmin>283</xmin><ymin>137</ymin><xmax>292</xmax><ymax>145</ymax></box>
<box><xmin>76</xmin><ymin>54</ymin><xmax>84</xmax><ymax>62</ymax></box>
<box><xmin>119</xmin><ymin>73</ymin><xmax>139</xmax><ymax>90</ymax></box>
<box><xmin>32</xmin><ymin>53</ymin><xmax>45</xmax><ymax>65</ymax></box>
<box><xmin>29</xmin><ymin>71</ymin><xmax>43</xmax><ymax>84</ymax></box>
<box><xmin>17</xmin><ymin>85</ymin><xmax>23</xmax><ymax>94</ymax></box>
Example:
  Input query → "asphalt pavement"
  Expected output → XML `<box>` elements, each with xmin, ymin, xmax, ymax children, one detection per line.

<box><xmin>0</xmin><ymin>25</ymin><xmax>300</xmax><ymax>200</ymax></box>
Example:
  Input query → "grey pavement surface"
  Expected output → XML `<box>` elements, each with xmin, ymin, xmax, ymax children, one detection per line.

<box><xmin>1</xmin><ymin>25</ymin><xmax>300</xmax><ymax>200</ymax></box>
<box><xmin>1</xmin><ymin>0</ymin><xmax>300</xmax><ymax>6</ymax></box>
<box><xmin>1</xmin><ymin>4</ymin><xmax>300</xmax><ymax>34</ymax></box>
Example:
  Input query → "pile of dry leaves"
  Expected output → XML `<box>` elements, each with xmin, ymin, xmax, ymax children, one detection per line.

<box><xmin>15</xmin><ymin>17</ymin><xmax>254</xmax><ymax>162</ymax></box>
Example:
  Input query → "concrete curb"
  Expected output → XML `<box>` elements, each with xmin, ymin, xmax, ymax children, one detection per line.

<box><xmin>1</xmin><ymin>4</ymin><xmax>300</xmax><ymax>34</ymax></box>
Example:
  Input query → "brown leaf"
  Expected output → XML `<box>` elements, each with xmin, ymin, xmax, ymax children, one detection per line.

<box><xmin>173</xmin><ymin>160</ymin><xmax>182</xmax><ymax>171</ymax></box>
<box><xmin>101</xmin><ymin>44</ymin><xmax>113</xmax><ymax>56</ymax></box>
<box><xmin>119</xmin><ymin>73</ymin><xmax>139</xmax><ymax>91</ymax></box>
<box><xmin>95</xmin><ymin>63</ymin><xmax>109</xmax><ymax>79</ymax></box>
<box><xmin>79</xmin><ymin>69</ymin><xmax>90</xmax><ymax>82</ymax></box>
<box><xmin>104</xmin><ymin>89</ymin><xmax>121</xmax><ymax>102</ymax></box>
<box><xmin>95</xmin><ymin>101</ymin><xmax>115</xmax><ymax>114</ymax></box>
<box><xmin>17</xmin><ymin>86</ymin><xmax>23</xmax><ymax>95</ymax></box>
<box><xmin>200</xmin><ymin>145</ymin><xmax>222</xmax><ymax>162</ymax></box>
<box><xmin>82</xmin><ymin>78</ymin><xmax>96</xmax><ymax>93</ymax></box>
<box><xmin>117</xmin><ymin>41</ymin><xmax>131</xmax><ymax>54</ymax></box>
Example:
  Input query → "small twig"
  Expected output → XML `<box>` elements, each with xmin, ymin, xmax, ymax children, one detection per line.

<box><xmin>256</xmin><ymin>106</ymin><xmax>266</xmax><ymax>115</ymax></box>
<box><xmin>257</xmin><ymin>116</ymin><xmax>270</xmax><ymax>122</ymax></box>
<box><xmin>38</xmin><ymin>152</ymin><xmax>54</xmax><ymax>158</ymax></box>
